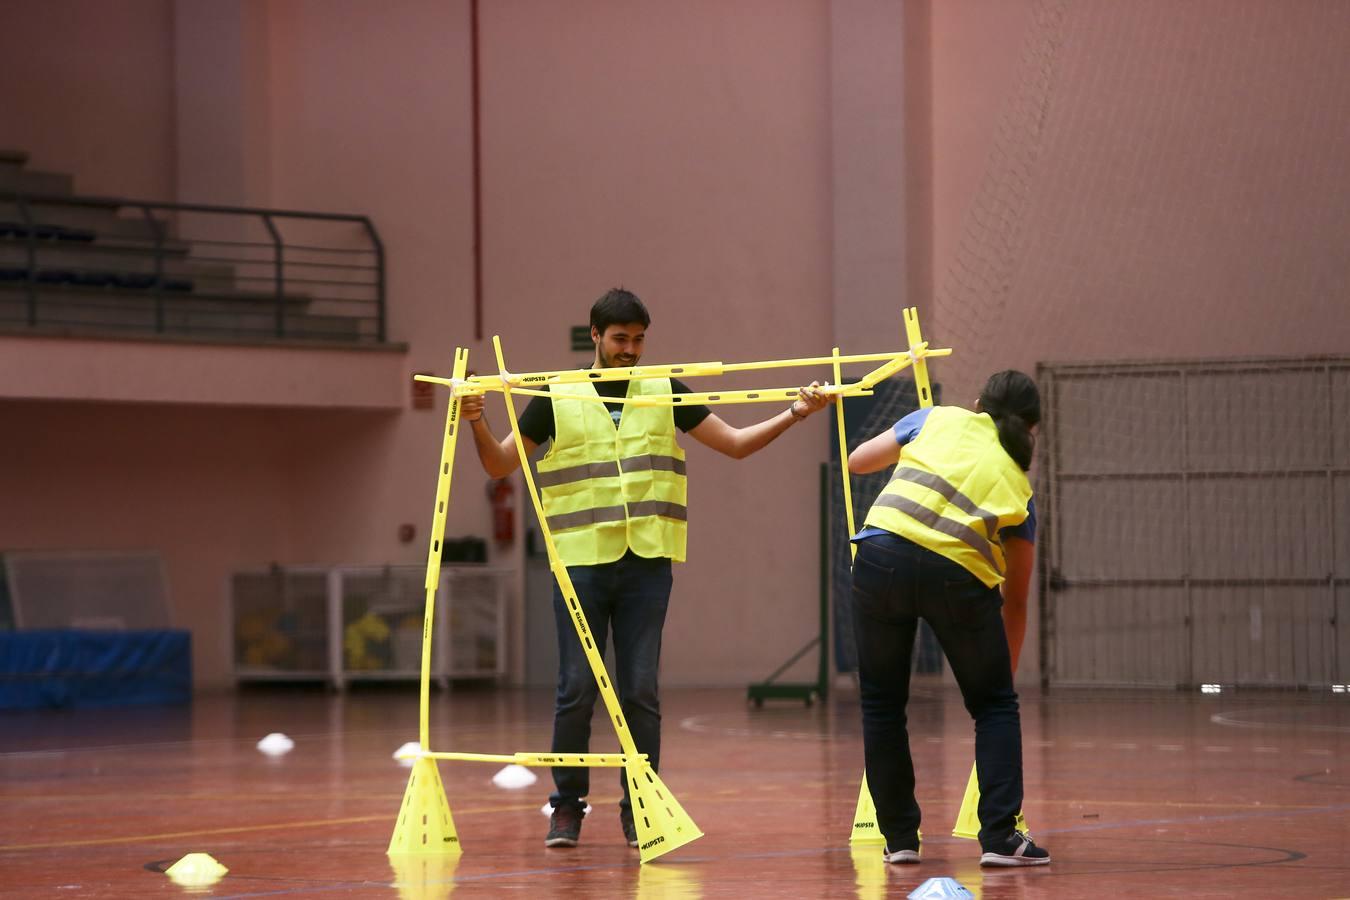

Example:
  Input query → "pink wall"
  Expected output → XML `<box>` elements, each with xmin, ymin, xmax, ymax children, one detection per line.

<box><xmin>0</xmin><ymin>401</ymin><xmax>293</xmax><ymax>682</ymax></box>
<box><xmin>0</xmin><ymin>0</ymin><xmax>176</xmax><ymax>199</ymax></box>
<box><xmin>474</xmin><ymin>0</ymin><xmax>834</xmax><ymax>683</ymax></box>
<box><xmin>252</xmin><ymin>0</ymin><xmax>836</xmax><ymax>685</ymax></box>
<box><xmin>7</xmin><ymin>0</ymin><xmax>1350</xmax><ymax>691</ymax></box>
<box><xmin>262</xmin><ymin>0</ymin><xmax>491</xmax><ymax>592</ymax></box>
<box><xmin>925</xmin><ymin>0</ymin><xmax>1350</xmax><ymax>676</ymax></box>
<box><xmin>929</xmin><ymin>0</ymin><xmax>1350</xmax><ymax>380</ymax></box>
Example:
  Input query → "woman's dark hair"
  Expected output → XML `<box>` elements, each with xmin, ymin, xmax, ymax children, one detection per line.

<box><xmin>590</xmin><ymin>288</ymin><xmax>650</xmax><ymax>334</ymax></box>
<box><xmin>979</xmin><ymin>370</ymin><xmax>1041</xmax><ymax>471</ymax></box>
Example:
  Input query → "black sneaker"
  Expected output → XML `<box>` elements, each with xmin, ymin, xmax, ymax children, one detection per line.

<box><xmin>545</xmin><ymin>804</ymin><xmax>585</xmax><ymax>848</ymax></box>
<box><xmin>882</xmin><ymin>846</ymin><xmax>919</xmax><ymax>864</ymax></box>
<box><xmin>620</xmin><ymin>808</ymin><xmax>639</xmax><ymax>848</ymax></box>
<box><xmin>980</xmin><ymin>831</ymin><xmax>1050</xmax><ymax>867</ymax></box>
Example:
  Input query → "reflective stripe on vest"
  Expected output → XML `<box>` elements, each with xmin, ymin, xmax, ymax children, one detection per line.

<box><xmin>862</xmin><ymin>406</ymin><xmax>1030</xmax><ymax>587</ymax></box>
<box><xmin>870</xmin><ymin>491</ymin><xmax>998</xmax><ymax>571</ymax></box>
<box><xmin>536</xmin><ymin>377</ymin><xmax>688</xmax><ymax>565</ymax></box>
<box><xmin>890</xmin><ymin>467</ymin><xmax>1001</xmax><ymax>551</ymax></box>
<box><xmin>620</xmin><ymin>455</ymin><xmax>687</xmax><ymax>477</ymax></box>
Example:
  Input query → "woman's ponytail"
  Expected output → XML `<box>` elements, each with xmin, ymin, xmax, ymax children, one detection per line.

<box><xmin>978</xmin><ymin>370</ymin><xmax>1041</xmax><ymax>471</ymax></box>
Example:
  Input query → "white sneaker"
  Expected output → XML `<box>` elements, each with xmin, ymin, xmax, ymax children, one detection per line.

<box><xmin>883</xmin><ymin>846</ymin><xmax>920</xmax><ymax>864</ymax></box>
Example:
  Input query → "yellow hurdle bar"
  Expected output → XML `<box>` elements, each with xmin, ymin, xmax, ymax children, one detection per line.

<box><xmin>414</xmin><ymin>381</ymin><xmax>870</xmax><ymax>406</ymax></box>
<box><xmin>411</xmin><ymin>347</ymin><xmax>952</xmax><ymax>395</ymax></box>
<box><xmin>416</xmin><ymin>751</ymin><xmax>642</xmax><ymax>768</ymax></box>
<box><xmin>627</xmin><ymin>384</ymin><xmax>872</xmax><ymax>408</ymax></box>
<box><xmin>469</xmin><ymin>360</ymin><xmax>726</xmax><ymax>390</ymax></box>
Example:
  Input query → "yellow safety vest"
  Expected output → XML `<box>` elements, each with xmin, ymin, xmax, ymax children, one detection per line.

<box><xmin>862</xmin><ymin>406</ymin><xmax>1031</xmax><ymax>587</ymax></box>
<box><xmin>537</xmin><ymin>377</ymin><xmax>688</xmax><ymax>566</ymax></box>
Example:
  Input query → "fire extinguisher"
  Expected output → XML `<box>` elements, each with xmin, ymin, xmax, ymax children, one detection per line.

<box><xmin>488</xmin><ymin>477</ymin><xmax>514</xmax><ymax>545</ymax></box>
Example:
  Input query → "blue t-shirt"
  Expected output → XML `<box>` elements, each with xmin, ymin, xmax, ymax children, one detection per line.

<box><xmin>853</xmin><ymin>407</ymin><xmax>1036</xmax><ymax>543</ymax></box>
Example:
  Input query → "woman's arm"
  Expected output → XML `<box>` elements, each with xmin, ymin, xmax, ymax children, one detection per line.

<box><xmin>1001</xmin><ymin>535</ymin><xmax>1035</xmax><ymax>671</ymax></box>
<box><xmin>848</xmin><ymin>428</ymin><xmax>904</xmax><ymax>474</ymax></box>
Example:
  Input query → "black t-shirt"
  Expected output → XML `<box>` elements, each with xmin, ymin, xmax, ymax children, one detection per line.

<box><xmin>516</xmin><ymin>377</ymin><xmax>711</xmax><ymax>446</ymax></box>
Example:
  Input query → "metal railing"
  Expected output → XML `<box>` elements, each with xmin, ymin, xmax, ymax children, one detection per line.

<box><xmin>0</xmin><ymin>193</ymin><xmax>385</xmax><ymax>343</ymax></box>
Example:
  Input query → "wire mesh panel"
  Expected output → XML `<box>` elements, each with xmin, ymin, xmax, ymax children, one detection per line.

<box><xmin>339</xmin><ymin>568</ymin><xmax>427</xmax><ymax>677</ymax></box>
<box><xmin>442</xmin><ymin>568</ymin><xmax>505</xmax><ymax>678</ymax></box>
<box><xmin>1042</xmin><ymin>358</ymin><xmax>1347</xmax><ymax>688</ymax></box>
<box><xmin>4</xmin><ymin>551</ymin><xmax>169</xmax><ymax>630</ymax></box>
<box><xmin>231</xmin><ymin>565</ymin><xmax>506</xmax><ymax>687</ymax></box>
<box><xmin>231</xmin><ymin>569</ymin><xmax>330</xmax><ymax>678</ymax></box>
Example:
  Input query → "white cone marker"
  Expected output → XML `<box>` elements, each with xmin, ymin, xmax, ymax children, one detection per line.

<box><xmin>256</xmin><ymin>733</ymin><xmax>294</xmax><ymax>756</ymax></box>
<box><xmin>393</xmin><ymin>741</ymin><xmax>423</xmax><ymax>767</ymax></box>
<box><xmin>492</xmin><ymin>764</ymin><xmax>538</xmax><ymax>789</ymax></box>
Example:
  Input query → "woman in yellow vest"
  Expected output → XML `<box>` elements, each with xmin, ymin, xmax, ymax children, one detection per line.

<box><xmin>848</xmin><ymin>370</ymin><xmax>1050</xmax><ymax>867</ymax></box>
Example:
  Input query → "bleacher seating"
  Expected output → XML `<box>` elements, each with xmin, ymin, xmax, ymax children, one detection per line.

<box><xmin>0</xmin><ymin>149</ymin><xmax>384</xmax><ymax>343</ymax></box>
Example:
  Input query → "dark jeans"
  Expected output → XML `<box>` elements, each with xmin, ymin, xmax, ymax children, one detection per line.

<box><xmin>549</xmin><ymin>549</ymin><xmax>672</xmax><ymax>813</ymax></box>
<box><xmin>852</xmin><ymin>532</ymin><xmax>1023</xmax><ymax>851</ymax></box>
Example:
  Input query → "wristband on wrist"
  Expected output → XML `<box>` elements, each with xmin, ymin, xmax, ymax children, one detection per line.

<box><xmin>788</xmin><ymin>403</ymin><xmax>807</xmax><ymax>421</ymax></box>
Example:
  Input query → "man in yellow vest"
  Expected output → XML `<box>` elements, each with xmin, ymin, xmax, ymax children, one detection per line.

<box><xmin>461</xmin><ymin>288</ymin><xmax>830</xmax><ymax>849</ymax></box>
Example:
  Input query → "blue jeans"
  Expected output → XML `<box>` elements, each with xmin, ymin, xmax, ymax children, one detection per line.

<box><xmin>549</xmin><ymin>549</ymin><xmax>672</xmax><ymax>813</ymax></box>
<box><xmin>851</xmin><ymin>532</ymin><xmax>1023</xmax><ymax>851</ymax></box>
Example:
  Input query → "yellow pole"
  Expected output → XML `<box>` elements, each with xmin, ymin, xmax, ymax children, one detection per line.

<box><xmin>413</xmin><ymin>348</ymin><xmax>952</xmax><ymax>394</ymax></box>
<box><xmin>715</xmin><ymin>349</ymin><xmax>942</xmax><ymax>374</ymax></box>
<box><xmin>419</xmin><ymin>751</ymin><xmax>640</xmax><ymax>768</ymax></box>
<box><xmin>627</xmin><ymin>384</ymin><xmax>871</xmax><ymax>408</ymax></box>
<box><xmin>832</xmin><ymin>348</ymin><xmax>859</xmax><ymax>562</ymax></box>
<box><xmin>466</xmin><ymin>360</ymin><xmax>726</xmax><ymax>391</ymax></box>
<box><xmin>903</xmin><ymin>308</ymin><xmax>935</xmax><ymax>408</ymax></box>
<box><xmin>491</xmin><ymin>335</ymin><xmax>641</xmax><ymax>758</ymax></box>
<box><xmin>419</xmin><ymin>347</ymin><xmax>469</xmax><ymax>749</ymax></box>
<box><xmin>413</xmin><ymin>380</ymin><xmax>872</xmax><ymax>406</ymax></box>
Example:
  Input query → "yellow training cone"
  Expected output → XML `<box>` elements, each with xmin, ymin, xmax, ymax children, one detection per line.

<box><xmin>164</xmin><ymin>852</ymin><xmax>228</xmax><ymax>888</ymax></box>
<box><xmin>626</xmin><ymin>761</ymin><xmax>703</xmax><ymax>863</ymax></box>
<box><xmin>951</xmin><ymin>761</ymin><xmax>1030</xmax><ymax>839</ymax></box>
<box><xmin>951</xmin><ymin>764</ymin><xmax>981</xmax><ymax>839</ymax></box>
<box><xmin>388</xmin><ymin>757</ymin><xmax>462</xmax><ymax>855</ymax></box>
<box><xmin>850</xmin><ymin>775</ymin><xmax>885</xmax><ymax>844</ymax></box>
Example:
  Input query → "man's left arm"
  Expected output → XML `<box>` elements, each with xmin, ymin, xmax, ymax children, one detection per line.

<box><xmin>686</xmin><ymin>382</ymin><xmax>831</xmax><ymax>459</ymax></box>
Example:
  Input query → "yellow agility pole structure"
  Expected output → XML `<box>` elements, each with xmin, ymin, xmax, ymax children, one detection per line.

<box><xmin>393</xmin><ymin>315</ymin><xmax>949</xmax><ymax>863</ymax></box>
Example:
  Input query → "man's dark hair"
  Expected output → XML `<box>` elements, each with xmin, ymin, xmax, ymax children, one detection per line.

<box><xmin>590</xmin><ymin>288</ymin><xmax>650</xmax><ymax>334</ymax></box>
<box><xmin>979</xmin><ymin>369</ymin><xmax>1041</xmax><ymax>471</ymax></box>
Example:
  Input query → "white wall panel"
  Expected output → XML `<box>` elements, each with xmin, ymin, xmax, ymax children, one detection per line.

<box><xmin>1190</xmin><ymin>586</ymin><xmax>1334</xmax><ymax>685</ymax></box>
<box><xmin>1185</xmin><ymin>370</ymin><xmax>1329</xmax><ymax>470</ymax></box>
<box><xmin>1187</xmin><ymin>476</ymin><xmax>1331</xmax><ymax>580</ymax></box>
<box><xmin>1056</xmin><ymin>480</ymin><xmax>1185</xmax><ymax>580</ymax></box>
<box><xmin>1053</xmin><ymin>373</ymin><xmax>1184</xmax><ymax>474</ymax></box>
<box><xmin>1051</xmin><ymin>585</ymin><xmax>1187</xmax><ymax>685</ymax></box>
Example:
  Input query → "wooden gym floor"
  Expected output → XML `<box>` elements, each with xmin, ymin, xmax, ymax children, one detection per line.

<box><xmin>1</xmin><ymin>682</ymin><xmax>1347</xmax><ymax>898</ymax></box>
